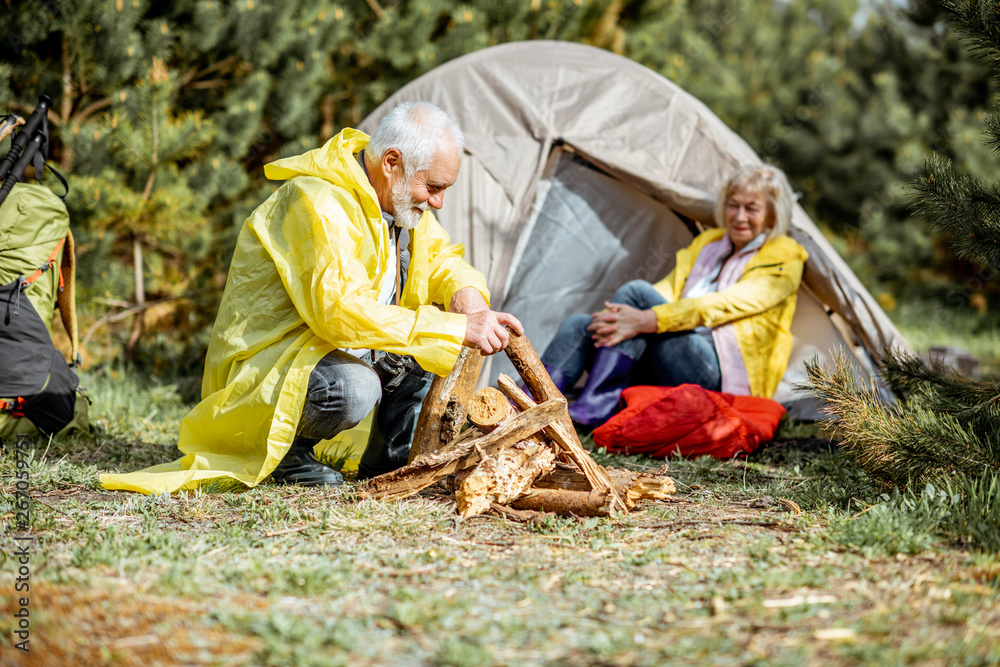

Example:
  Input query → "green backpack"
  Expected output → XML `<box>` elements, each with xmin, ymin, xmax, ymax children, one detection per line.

<box><xmin>0</xmin><ymin>182</ymin><xmax>89</xmax><ymax>438</ymax></box>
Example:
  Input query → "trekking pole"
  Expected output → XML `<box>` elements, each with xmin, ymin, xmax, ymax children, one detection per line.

<box><xmin>0</xmin><ymin>132</ymin><xmax>46</xmax><ymax>208</ymax></box>
<box><xmin>0</xmin><ymin>94</ymin><xmax>52</xmax><ymax>181</ymax></box>
<box><xmin>0</xmin><ymin>114</ymin><xmax>24</xmax><ymax>146</ymax></box>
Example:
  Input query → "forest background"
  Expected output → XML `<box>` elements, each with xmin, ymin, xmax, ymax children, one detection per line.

<box><xmin>2</xmin><ymin>0</ymin><xmax>997</xmax><ymax>390</ymax></box>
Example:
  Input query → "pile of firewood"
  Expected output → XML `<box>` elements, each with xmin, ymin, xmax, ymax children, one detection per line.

<box><xmin>358</xmin><ymin>332</ymin><xmax>675</xmax><ymax>518</ymax></box>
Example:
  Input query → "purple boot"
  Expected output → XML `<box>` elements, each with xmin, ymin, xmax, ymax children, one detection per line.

<box><xmin>567</xmin><ymin>347</ymin><xmax>634</xmax><ymax>428</ymax></box>
<box><xmin>545</xmin><ymin>364</ymin><xmax>569</xmax><ymax>394</ymax></box>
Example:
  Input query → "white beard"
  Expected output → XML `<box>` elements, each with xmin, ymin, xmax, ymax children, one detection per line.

<box><xmin>391</xmin><ymin>179</ymin><xmax>429</xmax><ymax>230</ymax></box>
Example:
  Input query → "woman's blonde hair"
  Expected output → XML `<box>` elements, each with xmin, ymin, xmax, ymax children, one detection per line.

<box><xmin>713</xmin><ymin>164</ymin><xmax>795</xmax><ymax>243</ymax></box>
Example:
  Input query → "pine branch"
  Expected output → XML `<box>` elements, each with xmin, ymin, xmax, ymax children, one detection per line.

<box><xmin>940</xmin><ymin>0</ymin><xmax>1000</xmax><ymax>74</ymax></box>
<box><xmin>81</xmin><ymin>289</ymin><xmax>210</xmax><ymax>349</ymax></box>
<box><xmin>364</xmin><ymin>0</ymin><xmax>384</xmax><ymax>20</ymax></box>
<box><xmin>76</xmin><ymin>98</ymin><xmax>112</xmax><ymax>124</ymax></box>
<box><xmin>179</xmin><ymin>55</ymin><xmax>238</xmax><ymax>88</ymax></box>
<box><xmin>983</xmin><ymin>112</ymin><xmax>1000</xmax><ymax>156</ymax></box>
<box><xmin>876</xmin><ymin>349</ymin><xmax>1000</xmax><ymax>462</ymax></box>
<box><xmin>803</xmin><ymin>354</ymin><xmax>1000</xmax><ymax>489</ymax></box>
<box><xmin>879</xmin><ymin>348</ymin><xmax>1000</xmax><ymax>419</ymax></box>
<box><xmin>910</xmin><ymin>154</ymin><xmax>1000</xmax><ymax>268</ymax></box>
<box><xmin>875</xmin><ymin>347</ymin><xmax>951</xmax><ymax>398</ymax></box>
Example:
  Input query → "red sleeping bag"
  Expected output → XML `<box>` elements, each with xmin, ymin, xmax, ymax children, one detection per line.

<box><xmin>592</xmin><ymin>384</ymin><xmax>786</xmax><ymax>459</ymax></box>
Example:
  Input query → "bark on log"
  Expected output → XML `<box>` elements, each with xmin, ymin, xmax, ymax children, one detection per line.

<box><xmin>503</xmin><ymin>328</ymin><xmax>563</xmax><ymax>403</ymax></box>
<box><xmin>455</xmin><ymin>437</ymin><xmax>556</xmax><ymax>518</ymax></box>
<box><xmin>503</xmin><ymin>329</ymin><xmax>574</xmax><ymax>434</ymax></box>
<box><xmin>409</xmin><ymin>346</ymin><xmax>484</xmax><ymax>463</ymax></box>
<box><xmin>497</xmin><ymin>373</ymin><xmax>628</xmax><ymax>513</ymax></box>
<box><xmin>438</xmin><ymin>427</ymin><xmax>484</xmax><ymax>492</ymax></box>
<box><xmin>467</xmin><ymin>387</ymin><xmax>514</xmax><ymax>433</ymax></box>
<box><xmin>509</xmin><ymin>488</ymin><xmax>615</xmax><ymax>517</ymax></box>
<box><xmin>358</xmin><ymin>398</ymin><xmax>566</xmax><ymax>501</ymax></box>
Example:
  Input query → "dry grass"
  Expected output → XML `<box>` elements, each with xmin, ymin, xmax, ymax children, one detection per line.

<box><xmin>0</xmin><ymin>583</ymin><xmax>264</xmax><ymax>666</ymax></box>
<box><xmin>0</xmin><ymin>370</ymin><xmax>998</xmax><ymax>665</ymax></box>
<box><xmin>2</xmin><ymin>477</ymin><xmax>998</xmax><ymax>666</ymax></box>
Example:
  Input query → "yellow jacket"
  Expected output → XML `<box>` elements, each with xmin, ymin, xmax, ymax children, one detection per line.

<box><xmin>651</xmin><ymin>229</ymin><xmax>807</xmax><ymax>398</ymax></box>
<box><xmin>101</xmin><ymin>128</ymin><xmax>488</xmax><ymax>494</ymax></box>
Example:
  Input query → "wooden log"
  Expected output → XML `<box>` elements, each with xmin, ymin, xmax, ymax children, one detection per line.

<box><xmin>503</xmin><ymin>329</ymin><xmax>577</xmax><ymax>439</ymax></box>
<box><xmin>533</xmin><ymin>465</ymin><xmax>591</xmax><ymax>491</ymax></box>
<box><xmin>358</xmin><ymin>398</ymin><xmax>566</xmax><ymax>501</ymax></box>
<box><xmin>455</xmin><ymin>437</ymin><xmax>556</xmax><ymax>518</ymax></box>
<box><xmin>624</xmin><ymin>471</ymin><xmax>676</xmax><ymax>506</ymax></box>
<box><xmin>509</xmin><ymin>488</ymin><xmax>614</xmax><ymax>517</ymax></box>
<box><xmin>409</xmin><ymin>346</ymin><xmax>484</xmax><ymax>463</ymax></box>
<box><xmin>489</xmin><ymin>502</ymin><xmax>545</xmax><ymax>523</ymax></box>
<box><xmin>467</xmin><ymin>387</ymin><xmax>514</xmax><ymax>433</ymax></box>
<box><xmin>534</xmin><ymin>466</ymin><xmax>676</xmax><ymax>510</ymax></box>
<box><xmin>497</xmin><ymin>374</ymin><xmax>629</xmax><ymax>513</ymax></box>
<box><xmin>503</xmin><ymin>327</ymin><xmax>563</xmax><ymax>404</ymax></box>
<box><xmin>536</xmin><ymin>466</ymin><xmax>666</xmax><ymax>491</ymax></box>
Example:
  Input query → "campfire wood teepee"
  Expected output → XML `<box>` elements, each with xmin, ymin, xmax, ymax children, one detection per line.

<box><xmin>358</xmin><ymin>330</ymin><xmax>674</xmax><ymax>518</ymax></box>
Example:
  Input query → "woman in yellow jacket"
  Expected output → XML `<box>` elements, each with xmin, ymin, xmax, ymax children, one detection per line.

<box><xmin>540</xmin><ymin>165</ymin><xmax>808</xmax><ymax>428</ymax></box>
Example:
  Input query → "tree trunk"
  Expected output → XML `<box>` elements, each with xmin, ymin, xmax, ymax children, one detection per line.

<box><xmin>60</xmin><ymin>35</ymin><xmax>74</xmax><ymax>171</ymax></box>
<box><xmin>124</xmin><ymin>235</ymin><xmax>145</xmax><ymax>363</ymax></box>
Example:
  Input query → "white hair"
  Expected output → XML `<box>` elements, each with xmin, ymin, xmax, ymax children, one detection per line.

<box><xmin>366</xmin><ymin>101</ymin><xmax>465</xmax><ymax>179</ymax></box>
<box><xmin>713</xmin><ymin>164</ymin><xmax>795</xmax><ymax>242</ymax></box>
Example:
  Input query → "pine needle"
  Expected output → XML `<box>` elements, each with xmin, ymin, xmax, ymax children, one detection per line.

<box><xmin>802</xmin><ymin>353</ymin><xmax>1000</xmax><ymax>490</ymax></box>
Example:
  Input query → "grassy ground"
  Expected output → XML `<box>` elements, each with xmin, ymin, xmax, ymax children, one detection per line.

<box><xmin>1</xmin><ymin>368</ymin><xmax>998</xmax><ymax>666</ymax></box>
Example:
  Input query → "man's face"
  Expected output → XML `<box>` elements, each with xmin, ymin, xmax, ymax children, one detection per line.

<box><xmin>390</xmin><ymin>146</ymin><xmax>461</xmax><ymax>230</ymax></box>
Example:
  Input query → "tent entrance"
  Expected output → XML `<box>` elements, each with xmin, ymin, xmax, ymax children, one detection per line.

<box><xmin>488</xmin><ymin>148</ymin><xmax>700</xmax><ymax>388</ymax></box>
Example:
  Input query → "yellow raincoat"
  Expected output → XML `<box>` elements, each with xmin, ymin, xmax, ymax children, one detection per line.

<box><xmin>651</xmin><ymin>229</ymin><xmax>807</xmax><ymax>399</ymax></box>
<box><xmin>101</xmin><ymin>128</ymin><xmax>488</xmax><ymax>494</ymax></box>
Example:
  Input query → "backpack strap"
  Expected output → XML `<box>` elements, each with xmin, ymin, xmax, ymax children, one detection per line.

<box><xmin>56</xmin><ymin>229</ymin><xmax>78</xmax><ymax>365</ymax></box>
<box><xmin>7</xmin><ymin>236</ymin><xmax>65</xmax><ymax>319</ymax></box>
<box><xmin>22</xmin><ymin>235</ymin><xmax>65</xmax><ymax>289</ymax></box>
<box><xmin>17</xmin><ymin>231</ymin><xmax>79</xmax><ymax>366</ymax></box>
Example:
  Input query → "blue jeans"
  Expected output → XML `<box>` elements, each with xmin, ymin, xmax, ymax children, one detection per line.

<box><xmin>540</xmin><ymin>280</ymin><xmax>722</xmax><ymax>391</ymax></box>
<box><xmin>297</xmin><ymin>351</ymin><xmax>382</xmax><ymax>443</ymax></box>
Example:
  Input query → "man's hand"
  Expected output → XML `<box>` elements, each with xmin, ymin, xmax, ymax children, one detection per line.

<box><xmin>463</xmin><ymin>309</ymin><xmax>524</xmax><ymax>354</ymax></box>
<box><xmin>588</xmin><ymin>302</ymin><xmax>657</xmax><ymax>348</ymax></box>
<box><xmin>450</xmin><ymin>287</ymin><xmax>523</xmax><ymax>355</ymax></box>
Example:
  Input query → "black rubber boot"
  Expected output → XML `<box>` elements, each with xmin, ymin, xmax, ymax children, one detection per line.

<box><xmin>357</xmin><ymin>363</ymin><xmax>433</xmax><ymax>480</ymax></box>
<box><xmin>271</xmin><ymin>437</ymin><xmax>344</xmax><ymax>487</ymax></box>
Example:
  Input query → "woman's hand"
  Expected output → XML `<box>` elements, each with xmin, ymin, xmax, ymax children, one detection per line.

<box><xmin>588</xmin><ymin>302</ymin><xmax>658</xmax><ymax>347</ymax></box>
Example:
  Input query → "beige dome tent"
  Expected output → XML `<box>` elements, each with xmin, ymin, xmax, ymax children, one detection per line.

<box><xmin>359</xmin><ymin>41</ymin><xmax>908</xmax><ymax>418</ymax></box>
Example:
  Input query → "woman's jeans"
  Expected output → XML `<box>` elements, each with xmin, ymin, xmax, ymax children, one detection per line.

<box><xmin>540</xmin><ymin>280</ymin><xmax>722</xmax><ymax>391</ymax></box>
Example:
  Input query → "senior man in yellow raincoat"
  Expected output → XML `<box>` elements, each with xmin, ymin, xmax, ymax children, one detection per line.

<box><xmin>102</xmin><ymin>102</ymin><xmax>521</xmax><ymax>493</ymax></box>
